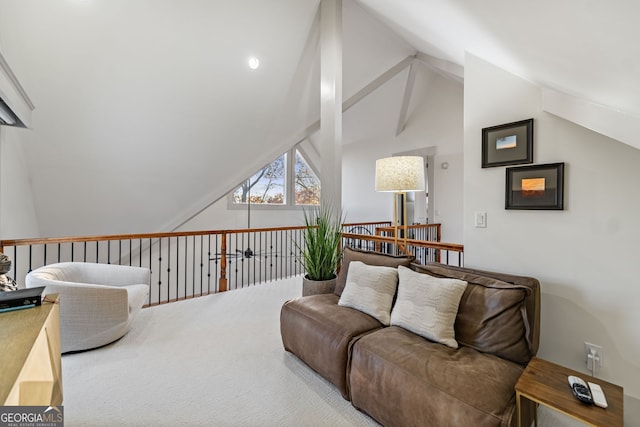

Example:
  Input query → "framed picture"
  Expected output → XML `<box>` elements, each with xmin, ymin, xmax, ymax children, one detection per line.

<box><xmin>482</xmin><ymin>118</ymin><xmax>533</xmax><ymax>168</ymax></box>
<box><xmin>506</xmin><ymin>163</ymin><xmax>565</xmax><ymax>210</ymax></box>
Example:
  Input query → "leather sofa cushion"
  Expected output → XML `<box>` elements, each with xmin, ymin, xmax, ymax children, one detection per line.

<box><xmin>349</xmin><ymin>326</ymin><xmax>524</xmax><ymax>427</ymax></box>
<box><xmin>280</xmin><ymin>293</ymin><xmax>382</xmax><ymax>399</ymax></box>
<box><xmin>411</xmin><ymin>263</ymin><xmax>533</xmax><ymax>365</ymax></box>
<box><xmin>335</xmin><ymin>247</ymin><xmax>415</xmax><ymax>296</ymax></box>
<box><xmin>423</xmin><ymin>263</ymin><xmax>541</xmax><ymax>357</ymax></box>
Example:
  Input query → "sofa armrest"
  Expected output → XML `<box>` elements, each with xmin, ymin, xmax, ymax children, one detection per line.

<box><xmin>124</xmin><ymin>284</ymin><xmax>149</xmax><ymax>317</ymax></box>
<box><xmin>40</xmin><ymin>282</ymin><xmax>130</xmax><ymax>323</ymax></box>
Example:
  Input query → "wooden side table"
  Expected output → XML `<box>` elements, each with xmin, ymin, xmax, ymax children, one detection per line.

<box><xmin>515</xmin><ymin>357</ymin><xmax>623</xmax><ymax>427</ymax></box>
<box><xmin>0</xmin><ymin>294</ymin><xmax>62</xmax><ymax>406</ymax></box>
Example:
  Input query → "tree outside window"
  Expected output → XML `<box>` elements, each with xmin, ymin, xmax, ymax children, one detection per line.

<box><xmin>233</xmin><ymin>154</ymin><xmax>286</xmax><ymax>204</ymax></box>
<box><xmin>232</xmin><ymin>149</ymin><xmax>320</xmax><ymax>206</ymax></box>
<box><xmin>295</xmin><ymin>150</ymin><xmax>320</xmax><ymax>205</ymax></box>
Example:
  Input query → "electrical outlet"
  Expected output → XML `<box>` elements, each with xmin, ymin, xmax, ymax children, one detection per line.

<box><xmin>584</xmin><ymin>342</ymin><xmax>603</xmax><ymax>374</ymax></box>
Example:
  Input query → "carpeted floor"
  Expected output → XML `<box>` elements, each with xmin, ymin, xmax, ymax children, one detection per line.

<box><xmin>61</xmin><ymin>276</ymin><xmax>379</xmax><ymax>427</ymax></box>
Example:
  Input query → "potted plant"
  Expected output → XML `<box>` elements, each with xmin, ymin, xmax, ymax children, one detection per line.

<box><xmin>0</xmin><ymin>254</ymin><xmax>17</xmax><ymax>292</ymax></box>
<box><xmin>299</xmin><ymin>203</ymin><xmax>344</xmax><ymax>296</ymax></box>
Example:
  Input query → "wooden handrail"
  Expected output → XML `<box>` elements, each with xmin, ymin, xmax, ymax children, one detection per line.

<box><xmin>373</xmin><ymin>223</ymin><xmax>443</xmax><ymax>257</ymax></box>
<box><xmin>341</xmin><ymin>232</ymin><xmax>463</xmax><ymax>253</ymax></box>
<box><xmin>375</xmin><ymin>223</ymin><xmax>441</xmax><ymax>231</ymax></box>
<box><xmin>0</xmin><ymin>221</ymin><xmax>462</xmax><ymax>306</ymax></box>
<box><xmin>0</xmin><ymin>222</ymin><xmax>394</xmax><ymax>251</ymax></box>
<box><xmin>343</xmin><ymin>221</ymin><xmax>393</xmax><ymax>227</ymax></box>
<box><xmin>0</xmin><ymin>226</ymin><xmax>296</xmax><ymax>250</ymax></box>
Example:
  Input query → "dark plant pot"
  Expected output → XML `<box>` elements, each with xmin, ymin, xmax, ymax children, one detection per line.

<box><xmin>302</xmin><ymin>275</ymin><xmax>337</xmax><ymax>297</ymax></box>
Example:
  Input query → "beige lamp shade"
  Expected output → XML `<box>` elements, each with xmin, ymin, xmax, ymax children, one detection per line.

<box><xmin>375</xmin><ymin>156</ymin><xmax>425</xmax><ymax>192</ymax></box>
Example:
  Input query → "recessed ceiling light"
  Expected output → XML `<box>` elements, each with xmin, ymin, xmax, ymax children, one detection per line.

<box><xmin>248</xmin><ymin>57</ymin><xmax>260</xmax><ymax>70</ymax></box>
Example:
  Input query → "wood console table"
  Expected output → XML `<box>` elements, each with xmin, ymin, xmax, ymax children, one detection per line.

<box><xmin>0</xmin><ymin>294</ymin><xmax>63</xmax><ymax>406</ymax></box>
<box><xmin>516</xmin><ymin>357</ymin><xmax>623</xmax><ymax>427</ymax></box>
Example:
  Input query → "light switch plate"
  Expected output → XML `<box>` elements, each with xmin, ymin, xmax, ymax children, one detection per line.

<box><xmin>474</xmin><ymin>211</ymin><xmax>487</xmax><ymax>228</ymax></box>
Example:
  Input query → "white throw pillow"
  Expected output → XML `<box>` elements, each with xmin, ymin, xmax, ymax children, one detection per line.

<box><xmin>390</xmin><ymin>266</ymin><xmax>468</xmax><ymax>348</ymax></box>
<box><xmin>338</xmin><ymin>261</ymin><xmax>398</xmax><ymax>325</ymax></box>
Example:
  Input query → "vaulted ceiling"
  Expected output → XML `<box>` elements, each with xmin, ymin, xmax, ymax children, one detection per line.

<box><xmin>0</xmin><ymin>0</ymin><xmax>637</xmax><ymax>236</ymax></box>
<box><xmin>360</xmin><ymin>0</ymin><xmax>640</xmax><ymax>116</ymax></box>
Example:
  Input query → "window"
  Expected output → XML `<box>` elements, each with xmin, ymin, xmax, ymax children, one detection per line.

<box><xmin>232</xmin><ymin>149</ymin><xmax>320</xmax><ymax>207</ymax></box>
<box><xmin>294</xmin><ymin>150</ymin><xmax>320</xmax><ymax>205</ymax></box>
<box><xmin>233</xmin><ymin>154</ymin><xmax>286</xmax><ymax>205</ymax></box>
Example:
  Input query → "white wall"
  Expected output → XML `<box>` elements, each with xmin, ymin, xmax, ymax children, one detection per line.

<box><xmin>431</xmin><ymin>152</ymin><xmax>463</xmax><ymax>243</ymax></box>
<box><xmin>464</xmin><ymin>54</ymin><xmax>640</xmax><ymax>421</ymax></box>
<box><xmin>177</xmin><ymin>198</ymin><xmax>306</xmax><ymax>232</ymax></box>
<box><xmin>0</xmin><ymin>126</ymin><xmax>39</xmax><ymax>239</ymax></box>
<box><xmin>0</xmin><ymin>35</ymin><xmax>39</xmax><ymax>241</ymax></box>
<box><xmin>343</xmin><ymin>65</ymin><xmax>464</xmax><ymax>243</ymax></box>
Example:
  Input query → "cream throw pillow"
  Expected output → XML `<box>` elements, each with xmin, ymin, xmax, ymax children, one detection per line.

<box><xmin>390</xmin><ymin>266</ymin><xmax>468</xmax><ymax>348</ymax></box>
<box><xmin>338</xmin><ymin>261</ymin><xmax>398</xmax><ymax>325</ymax></box>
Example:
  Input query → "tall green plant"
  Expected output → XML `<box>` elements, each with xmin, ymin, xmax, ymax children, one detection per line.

<box><xmin>299</xmin><ymin>203</ymin><xmax>344</xmax><ymax>281</ymax></box>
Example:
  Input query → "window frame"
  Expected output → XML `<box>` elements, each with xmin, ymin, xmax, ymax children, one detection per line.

<box><xmin>228</xmin><ymin>147</ymin><xmax>320</xmax><ymax>211</ymax></box>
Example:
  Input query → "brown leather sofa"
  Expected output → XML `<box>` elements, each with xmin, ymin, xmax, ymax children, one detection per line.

<box><xmin>280</xmin><ymin>248</ymin><xmax>540</xmax><ymax>427</ymax></box>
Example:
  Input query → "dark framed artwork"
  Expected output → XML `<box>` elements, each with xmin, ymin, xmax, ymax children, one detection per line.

<box><xmin>482</xmin><ymin>118</ymin><xmax>533</xmax><ymax>168</ymax></box>
<box><xmin>506</xmin><ymin>163</ymin><xmax>565</xmax><ymax>210</ymax></box>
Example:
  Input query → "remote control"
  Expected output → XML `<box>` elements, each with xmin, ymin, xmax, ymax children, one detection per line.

<box><xmin>568</xmin><ymin>376</ymin><xmax>593</xmax><ymax>404</ymax></box>
<box><xmin>588</xmin><ymin>382</ymin><xmax>608</xmax><ymax>408</ymax></box>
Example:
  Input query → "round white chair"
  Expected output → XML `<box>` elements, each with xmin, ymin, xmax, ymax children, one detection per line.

<box><xmin>26</xmin><ymin>262</ymin><xmax>150</xmax><ymax>353</ymax></box>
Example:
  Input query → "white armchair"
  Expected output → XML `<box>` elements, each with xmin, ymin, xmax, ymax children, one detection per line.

<box><xmin>26</xmin><ymin>262</ymin><xmax>150</xmax><ymax>353</ymax></box>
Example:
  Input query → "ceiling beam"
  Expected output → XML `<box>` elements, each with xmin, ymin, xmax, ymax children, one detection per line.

<box><xmin>291</xmin><ymin>55</ymin><xmax>416</xmax><ymax>148</ymax></box>
<box><xmin>396</xmin><ymin>60</ymin><xmax>418</xmax><ymax>136</ymax></box>
<box><xmin>415</xmin><ymin>51</ymin><xmax>463</xmax><ymax>83</ymax></box>
<box><xmin>319</xmin><ymin>0</ymin><xmax>343</xmax><ymax>209</ymax></box>
<box><xmin>542</xmin><ymin>88</ymin><xmax>640</xmax><ymax>151</ymax></box>
<box><xmin>0</xmin><ymin>50</ymin><xmax>35</xmax><ymax>128</ymax></box>
<box><xmin>343</xmin><ymin>55</ymin><xmax>414</xmax><ymax>113</ymax></box>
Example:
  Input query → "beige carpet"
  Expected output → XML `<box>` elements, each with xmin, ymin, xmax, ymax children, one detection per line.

<box><xmin>61</xmin><ymin>276</ymin><xmax>379</xmax><ymax>427</ymax></box>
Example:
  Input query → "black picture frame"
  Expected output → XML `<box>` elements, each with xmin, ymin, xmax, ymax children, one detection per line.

<box><xmin>482</xmin><ymin>118</ymin><xmax>533</xmax><ymax>168</ymax></box>
<box><xmin>506</xmin><ymin>163</ymin><xmax>564</xmax><ymax>210</ymax></box>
